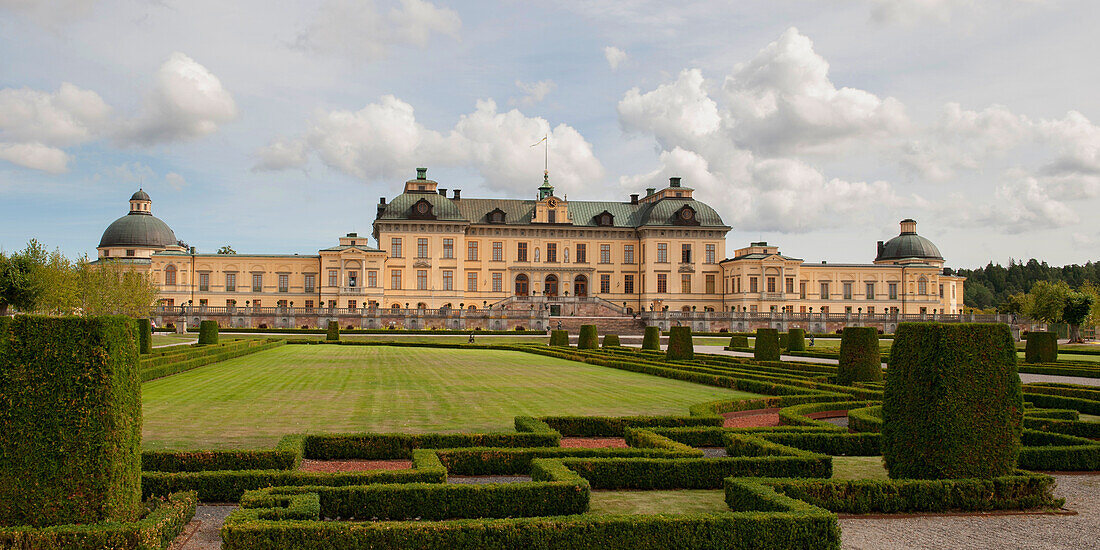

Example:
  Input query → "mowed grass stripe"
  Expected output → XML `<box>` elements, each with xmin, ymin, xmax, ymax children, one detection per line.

<box><xmin>142</xmin><ymin>345</ymin><xmax>759</xmax><ymax>450</ymax></box>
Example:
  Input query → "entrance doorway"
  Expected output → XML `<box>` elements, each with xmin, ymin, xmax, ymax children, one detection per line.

<box><xmin>515</xmin><ymin>274</ymin><xmax>529</xmax><ymax>296</ymax></box>
<box><xmin>573</xmin><ymin>274</ymin><xmax>588</xmax><ymax>297</ymax></box>
<box><xmin>544</xmin><ymin>274</ymin><xmax>559</xmax><ymax>296</ymax></box>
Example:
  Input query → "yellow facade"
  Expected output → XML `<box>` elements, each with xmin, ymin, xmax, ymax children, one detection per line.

<box><xmin>97</xmin><ymin>170</ymin><xmax>962</xmax><ymax>316</ymax></box>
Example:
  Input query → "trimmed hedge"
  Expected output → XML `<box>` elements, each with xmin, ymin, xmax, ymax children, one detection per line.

<box><xmin>197</xmin><ymin>320</ymin><xmax>219</xmax><ymax>345</ymax></box>
<box><xmin>745</xmin><ymin>471</ymin><xmax>1060</xmax><ymax>514</ymax></box>
<box><xmin>1024</xmin><ymin>331</ymin><xmax>1058</xmax><ymax>363</ymax></box>
<box><xmin>837</xmin><ymin>327</ymin><xmax>882</xmax><ymax>385</ymax></box>
<box><xmin>540</xmin><ymin>415</ymin><xmax>723</xmax><ymax>437</ymax></box>
<box><xmin>194</xmin><ymin>327</ymin><xmax>547</xmax><ymax>335</ymax></box>
<box><xmin>754</xmin><ymin>329</ymin><xmax>780</xmax><ymax>362</ymax></box>
<box><xmin>0</xmin><ymin>492</ymin><xmax>197</xmax><ymax>550</ymax></box>
<box><xmin>303</xmin><ymin>432</ymin><xmax>560</xmax><ymax>460</ymax></box>
<box><xmin>787</xmin><ymin>328</ymin><xmax>806</xmax><ymax>352</ymax></box>
<box><xmin>1018</xmin><ymin>430</ymin><xmax>1100</xmax><ymax>471</ymax></box>
<box><xmin>602</xmin><ymin>334</ymin><xmax>621</xmax><ymax>348</ymax></box>
<box><xmin>0</xmin><ymin>316</ymin><xmax>142</xmax><ymax>527</ymax></box>
<box><xmin>548</xmin><ymin>330</ymin><xmax>569</xmax><ymax>347</ymax></box>
<box><xmin>143</xmin><ymin>435</ymin><xmax>304</xmax><ymax>473</ymax></box>
<box><xmin>665</xmin><ymin>326</ymin><xmax>694</xmax><ymax>361</ymax></box>
<box><xmin>883</xmin><ymin>323</ymin><xmax>1023</xmax><ymax>480</ymax></box>
<box><xmin>577</xmin><ymin>325</ymin><xmax>599</xmax><ymax>349</ymax></box>
<box><xmin>726</xmin><ymin>335</ymin><xmax>749</xmax><ymax>349</ymax></box>
<box><xmin>326</xmin><ymin>321</ymin><xmax>340</xmax><ymax>342</ymax></box>
<box><xmin>641</xmin><ymin>326</ymin><xmax>660</xmax><ymax>350</ymax></box>
<box><xmin>136</xmin><ymin>318</ymin><xmax>153</xmax><ymax>354</ymax></box>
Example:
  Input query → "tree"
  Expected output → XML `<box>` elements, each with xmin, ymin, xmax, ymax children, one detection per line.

<box><xmin>1025</xmin><ymin>281</ymin><xmax>1070</xmax><ymax>325</ymax></box>
<box><xmin>1062</xmin><ymin>291</ymin><xmax>1094</xmax><ymax>343</ymax></box>
<box><xmin>0</xmin><ymin>247</ymin><xmax>43</xmax><ymax>315</ymax></box>
<box><xmin>217</xmin><ymin>245</ymin><xmax>236</xmax><ymax>255</ymax></box>
<box><xmin>998</xmin><ymin>292</ymin><xmax>1031</xmax><ymax>315</ymax></box>
<box><xmin>1082</xmin><ymin>282</ymin><xmax>1100</xmax><ymax>335</ymax></box>
<box><xmin>74</xmin><ymin>257</ymin><xmax>160</xmax><ymax>317</ymax></box>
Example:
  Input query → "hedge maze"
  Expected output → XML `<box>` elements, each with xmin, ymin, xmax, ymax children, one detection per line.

<box><xmin>2</xmin><ymin>319</ymin><xmax>1098</xmax><ymax>549</ymax></box>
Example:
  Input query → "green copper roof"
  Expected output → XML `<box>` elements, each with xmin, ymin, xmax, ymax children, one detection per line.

<box><xmin>377</xmin><ymin>192</ymin><xmax>465</xmax><ymax>221</ymax></box>
<box><xmin>99</xmin><ymin>212</ymin><xmax>178</xmax><ymax>248</ymax></box>
<box><xmin>876</xmin><ymin>232</ymin><xmax>943</xmax><ymax>262</ymax></box>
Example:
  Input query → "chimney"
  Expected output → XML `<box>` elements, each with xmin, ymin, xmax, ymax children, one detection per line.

<box><xmin>379</xmin><ymin>197</ymin><xmax>386</xmax><ymax>205</ymax></box>
<box><xmin>630</xmin><ymin>194</ymin><xmax>639</xmax><ymax>205</ymax></box>
<box><xmin>416</xmin><ymin>167</ymin><xmax>427</xmax><ymax>180</ymax></box>
<box><xmin>669</xmin><ymin>177</ymin><xmax>681</xmax><ymax>188</ymax></box>
<box><xmin>452</xmin><ymin>189</ymin><xmax>461</xmax><ymax>200</ymax></box>
<box><xmin>438</xmin><ymin>188</ymin><xmax>447</xmax><ymax>196</ymax></box>
<box><xmin>347</xmin><ymin>232</ymin><xmax>357</xmax><ymax>237</ymax></box>
<box><xmin>646</xmin><ymin>187</ymin><xmax>656</xmax><ymax>196</ymax></box>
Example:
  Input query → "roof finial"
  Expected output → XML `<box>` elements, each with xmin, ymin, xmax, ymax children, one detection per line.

<box><xmin>532</xmin><ymin>134</ymin><xmax>553</xmax><ymax>200</ymax></box>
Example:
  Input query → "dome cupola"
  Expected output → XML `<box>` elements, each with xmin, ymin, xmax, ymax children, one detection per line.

<box><xmin>98</xmin><ymin>190</ymin><xmax>180</xmax><ymax>250</ymax></box>
<box><xmin>874</xmin><ymin>219</ymin><xmax>943</xmax><ymax>264</ymax></box>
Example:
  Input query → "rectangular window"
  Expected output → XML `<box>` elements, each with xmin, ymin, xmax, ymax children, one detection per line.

<box><xmin>417</xmin><ymin>238</ymin><xmax>428</xmax><ymax>259</ymax></box>
<box><xmin>548</xmin><ymin>209</ymin><xmax>557</xmax><ymax>223</ymax></box>
<box><xmin>706</xmin><ymin>274</ymin><xmax>716</xmax><ymax>294</ymax></box>
<box><xmin>467</xmin><ymin>272</ymin><xmax>477</xmax><ymax>291</ymax></box>
<box><xmin>785</xmin><ymin>277</ymin><xmax>794</xmax><ymax>294</ymax></box>
<box><xmin>939</xmin><ymin>284</ymin><xmax>944</xmax><ymax>298</ymax></box>
<box><xmin>417</xmin><ymin>270</ymin><xmax>428</xmax><ymax>290</ymax></box>
<box><xmin>657</xmin><ymin>243</ymin><xmax>668</xmax><ymax>263</ymax></box>
<box><xmin>328</xmin><ymin>270</ymin><xmax>338</xmax><ymax>287</ymax></box>
<box><xmin>467</xmin><ymin>241</ymin><xmax>478</xmax><ymax>261</ymax></box>
<box><xmin>868</xmin><ymin>306</ymin><xmax>875</xmax><ymax>315</ymax></box>
<box><xmin>888</xmin><ymin>283</ymin><xmax>898</xmax><ymax>300</ymax></box>
<box><xmin>442</xmin><ymin>270</ymin><xmax>453</xmax><ymax>291</ymax></box>
<box><xmin>252</xmin><ymin>273</ymin><xmax>263</xmax><ymax>292</ymax></box>
<box><xmin>820</xmin><ymin>282</ymin><xmax>830</xmax><ymax>300</ymax></box>
<box><xmin>254</xmin><ymin>300</ymin><xmax>262</xmax><ymax>309</ymax></box>
<box><xmin>600</xmin><ymin>244</ymin><xmax>611</xmax><ymax>264</ymax></box>
<box><xmin>305</xmin><ymin>300</ymin><xmax>313</xmax><ymax>309</ymax></box>
<box><xmin>492</xmin><ymin>241</ymin><xmax>503</xmax><ymax>261</ymax></box>
<box><xmin>304</xmin><ymin>274</ymin><xmax>315</xmax><ymax>293</ymax></box>
<box><xmin>226</xmin><ymin>299</ymin><xmax>235</xmax><ymax>308</ymax></box>
<box><xmin>517</xmin><ymin>242</ymin><xmax>528</xmax><ymax>262</ymax></box>
<box><xmin>347</xmin><ymin>300</ymin><xmax>355</xmax><ymax>310</ymax></box>
<box><xmin>624</xmin><ymin>274</ymin><xmax>634</xmax><ymax>294</ymax></box>
<box><xmin>225</xmin><ymin>273</ymin><xmax>236</xmax><ymax>292</ymax></box>
<box><xmin>367</xmin><ymin>271</ymin><xmax>377</xmax><ymax>288</ymax></box>
<box><xmin>442</xmin><ymin>238</ymin><xmax>454</xmax><ymax>259</ymax></box>
<box><xmin>623</xmin><ymin>244</ymin><xmax>634</xmax><ymax>264</ymax></box>
<box><xmin>165</xmin><ymin>298</ymin><xmax>173</xmax><ymax>307</ymax></box>
<box><xmin>600</xmin><ymin>274</ymin><xmax>611</xmax><ymax>293</ymax></box>
<box><xmin>843</xmin><ymin>282</ymin><xmax>852</xmax><ymax>300</ymax></box>
<box><xmin>750</xmin><ymin>277</ymin><xmax>759</xmax><ymax>293</ymax></box>
<box><xmin>657</xmin><ymin>273</ymin><xmax>668</xmax><ymax>293</ymax></box>
<box><xmin>279</xmin><ymin>274</ymin><xmax>289</xmax><ymax>293</ymax></box>
<box><xmin>199</xmin><ymin>273</ymin><xmax>209</xmax><ymax>292</ymax></box>
<box><xmin>126</xmin><ymin>249</ymin><xmax>135</xmax><ymax>257</ymax></box>
<box><xmin>767</xmin><ymin>277</ymin><xmax>776</xmax><ymax>293</ymax></box>
<box><xmin>547</xmin><ymin>243</ymin><xmax>557</xmax><ymax>262</ymax></box>
<box><xmin>576</xmin><ymin>243</ymin><xmax>586</xmax><ymax>263</ymax></box>
<box><xmin>391</xmin><ymin>238</ymin><xmax>402</xmax><ymax>258</ymax></box>
<box><xmin>199</xmin><ymin>299</ymin><xmax>207</xmax><ymax>307</ymax></box>
<box><xmin>681</xmin><ymin>274</ymin><xmax>691</xmax><ymax>294</ymax></box>
<box><xmin>705</xmin><ymin>244</ymin><xmax>715</xmax><ymax>264</ymax></box>
<box><xmin>800</xmin><ymin>282</ymin><xmax>807</xmax><ymax>299</ymax></box>
<box><xmin>681</xmin><ymin>244</ymin><xmax>692</xmax><ymax>263</ymax></box>
<box><xmin>866</xmin><ymin>282</ymin><xmax>875</xmax><ymax>299</ymax></box>
<box><xmin>492</xmin><ymin>272</ymin><xmax>502</xmax><ymax>292</ymax></box>
<box><xmin>391</xmin><ymin>270</ymin><xmax>402</xmax><ymax>290</ymax></box>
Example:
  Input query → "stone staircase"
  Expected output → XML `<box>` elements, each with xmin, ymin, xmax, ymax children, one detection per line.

<box><xmin>549</xmin><ymin>315</ymin><xmax>646</xmax><ymax>335</ymax></box>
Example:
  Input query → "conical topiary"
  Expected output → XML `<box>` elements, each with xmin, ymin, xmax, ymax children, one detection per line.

<box><xmin>837</xmin><ymin>327</ymin><xmax>882</xmax><ymax>385</ymax></box>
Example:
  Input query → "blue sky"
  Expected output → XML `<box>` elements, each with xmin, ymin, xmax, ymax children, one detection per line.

<box><xmin>1</xmin><ymin>0</ymin><xmax>1098</xmax><ymax>268</ymax></box>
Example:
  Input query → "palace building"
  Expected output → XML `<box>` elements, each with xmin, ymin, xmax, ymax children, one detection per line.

<box><xmin>97</xmin><ymin>168</ymin><xmax>964</xmax><ymax>329</ymax></box>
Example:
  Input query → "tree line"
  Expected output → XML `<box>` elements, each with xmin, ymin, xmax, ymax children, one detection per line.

<box><xmin>0</xmin><ymin>240</ymin><xmax>159</xmax><ymax>318</ymax></box>
<box><xmin>956</xmin><ymin>259</ymin><xmax>1100</xmax><ymax>309</ymax></box>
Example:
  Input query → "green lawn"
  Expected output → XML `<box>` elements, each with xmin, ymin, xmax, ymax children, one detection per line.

<box><xmin>151</xmin><ymin>334</ymin><xmax>197</xmax><ymax>346</ymax></box>
<box><xmin>832</xmin><ymin>456</ymin><xmax>889</xmax><ymax>480</ymax></box>
<box><xmin>142</xmin><ymin>345</ymin><xmax>759</xmax><ymax>451</ymax></box>
<box><xmin>588</xmin><ymin>490</ymin><xmax>728</xmax><ymax>515</ymax></box>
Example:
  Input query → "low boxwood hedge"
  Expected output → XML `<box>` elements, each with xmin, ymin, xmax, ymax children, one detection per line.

<box><xmin>539</xmin><ymin>415</ymin><xmax>722</xmax><ymax>438</ymax></box>
<box><xmin>304</xmin><ymin>431</ymin><xmax>560</xmax><ymax>460</ymax></box>
<box><xmin>0</xmin><ymin>492</ymin><xmax>196</xmax><ymax>550</ymax></box>
<box><xmin>142</xmin><ymin>435</ymin><xmax>304</xmax><ymax>472</ymax></box>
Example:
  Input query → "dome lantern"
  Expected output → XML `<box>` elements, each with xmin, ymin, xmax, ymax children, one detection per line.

<box><xmin>129</xmin><ymin>188</ymin><xmax>152</xmax><ymax>215</ymax></box>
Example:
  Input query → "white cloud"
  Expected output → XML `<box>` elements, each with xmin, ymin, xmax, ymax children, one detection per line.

<box><xmin>954</xmin><ymin>171</ymin><xmax>1079</xmax><ymax>233</ymax></box>
<box><xmin>294</xmin><ymin>0</ymin><xmax>460</xmax><ymax>60</ymax></box>
<box><xmin>513</xmin><ymin>80</ymin><xmax>556</xmax><ymax>106</ymax></box>
<box><xmin>0</xmin><ymin>0</ymin><xmax>98</xmax><ymax>25</ymax></box>
<box><xmin>0</xmin><ymin>82</ymin><xmax>111</xmax><ymax>147</ymax></box>
<box><xmin>164</xmin><ymin>172</ymin><xmax>186</xmax><ymax>190</ymax></box>
<box><xmin>604</xmin><ymin>46</ymin><xmax>627</xmax><ymax>70</ymax></box>
<box><xmin>619</xmin><ymin>69</ymin><xmax>721</xmax><ymax>150</ymax></box>
<box><xmin>0</xmin><ymin>142</ymin><xmax>70</xmax><ymax>173</ymax></box>
<box><xmin>867</xmin><ymin>0</ymin><xmax>1049</xmax><ymax>25</ymax></box>
<box><xmin>255</xmin><ymin>96</ymin><xmax>604</xmax><ymax>196</ymax></box>
<box><xmin>118</xmin><ymin>52</ymin><xmax>238</xmax><ymax>145</ymax></box>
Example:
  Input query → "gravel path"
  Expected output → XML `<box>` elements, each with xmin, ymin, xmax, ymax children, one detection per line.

<box><xmin>171</xmin><ymin>505</ymin><xmax>236</xmax><ymax>550</ymax></box>
<box><xmin>1020</xmin><ymin>373</ymin><xmax>1100</xmax><ymax>387</ymax></box>
<box><xmin>840</xmin><ymin>474</ymin><xmax>1100</xmax><ymax>550</ymax></box>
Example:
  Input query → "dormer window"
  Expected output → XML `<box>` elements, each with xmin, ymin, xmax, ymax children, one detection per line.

<box><xmin>409</xmin><ymin>198</ymin><xmax>436</xmax><ymax>220</ymax></box>
<box><xmin>594</xmin><ymin>210</ymin><xmax>614</xmax><ymax>227</ymax></box>
<box><xmin>674</xmin><ymin>205</ymin><xmax>699</xmax><ymax>226</ymax></box>
<box><xmin>487</xmin><ymin>208</ymin><xmax>506</xmax><ymax>224</ymax></box>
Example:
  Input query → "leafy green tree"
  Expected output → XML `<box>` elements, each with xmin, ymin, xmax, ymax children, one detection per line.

<box><xmin>1062</xmin><ymin>291</ymin><xmax>1093</xmax><ymax>343</ymax></box>
<box><xmin>998</xmin><ymin>292</ymin><xmax>1031</xmax><ymax>315</ymax></box>
<box><xmin>216</xmin><ymin>245</ymin><xmax>236</xmax><ymax>254</ymax></box>
<box><xmin>1025</xmin><ymin>281</ymin><xmax>1069</xmax><ymax>325</ymax></box>
<box><xmin>0</xmin><ymin>247</ymin><xmax>43</xmax><ymax>315</ymax></box>
<box><xmin>1082</xmin><ymin>282</ymin><xmax>1100</xmax><ymax>334</ymax></box>
<box><xmin>74</xmin><ymin>257</ymin><xmax>160</xmax><ymax>317</ymax></box>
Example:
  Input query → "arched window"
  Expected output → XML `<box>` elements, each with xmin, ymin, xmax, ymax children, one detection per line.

<box><xmin>164</xmin><ymin>264</ymin><xmax>177</xmax><ymax>285</ymax></box>
<box><xmin>515</xmin><ymin>274</ymin><xmax>529</xmax><ymax>296</ymax></box>
<box><xmin>391</xmin><ymin>303</ymin><xmax>402</xmax><ymax>311</ymax></box>
<box><xmin>917</xmin><ymin>276</ymin><xmax>928</xmax><ymax>295</ymax></box>
<box><xmin>417</xmin><ymin>302</ymin><xmax>428</xmax><ymax>311</ymax></box>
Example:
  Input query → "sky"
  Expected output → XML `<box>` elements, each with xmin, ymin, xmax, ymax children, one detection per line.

<box><xmin>1</xmin><ymin>0</ymin><xmax>1098</xmax><ymax>269</ymax></box>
